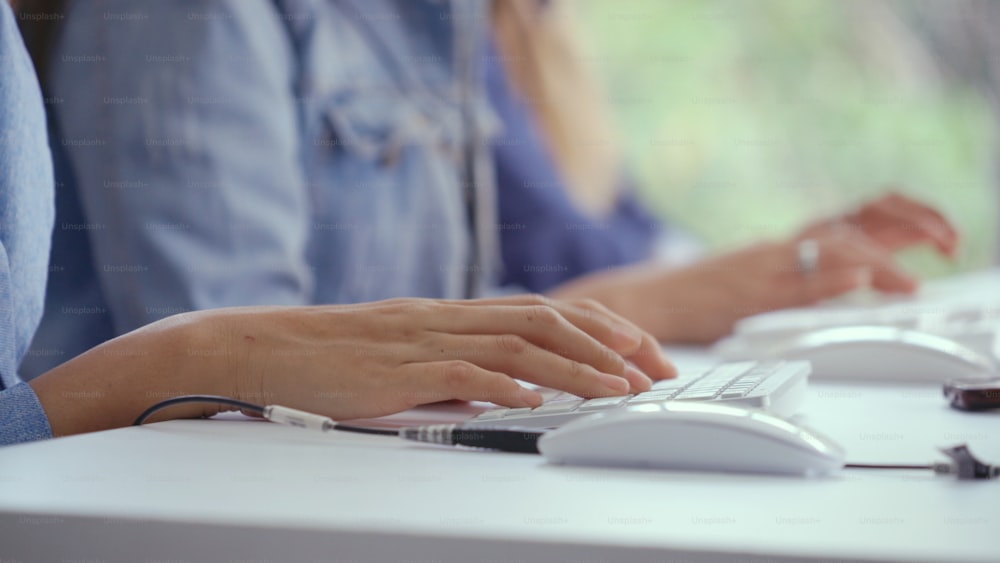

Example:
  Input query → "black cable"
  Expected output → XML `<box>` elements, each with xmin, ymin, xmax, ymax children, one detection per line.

<box><xmin>133</xmin><ymin>395</ymin><xmax>265</xmax><ymax>426</ymax></box>
<box><xmin>133</xmin><ymin>397</ymin><xmax>997</xmax><ymax>476</ymax></box>
<box><xmin>332</xmin><ymin>423</ymin><xmax>399</xmax><ymax>437</ymax></box>
<box><xmin>129</xmin><ymin>397</ymin><xmax>950</xmax><ymax>461</ymax></box>
<box><xmin>845</xmin><ymin>463</ymin><xmax>933</xmax><ymax>470</ymax></box>
<box><xmin>136</xmin><ymin>396</ymin><xmax>542</xmax><ymax>452</ymax></box>
<box><xmin>135</xmin><ymin>396</ymin><xmax>418</xmax><ymax>438</ymax></box>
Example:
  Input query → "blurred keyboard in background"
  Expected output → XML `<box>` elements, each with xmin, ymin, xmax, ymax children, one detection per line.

<box><xmin>715</xmin><ymin>269</ymin><xmax>1000</xmax><ymax>361</ymax></box>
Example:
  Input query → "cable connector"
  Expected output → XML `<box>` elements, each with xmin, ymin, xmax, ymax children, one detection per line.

<box><xmin>932</xmin><ymin>444</ymin><xmax>1000</xmax><ymax>480</ymax></box>
<box><xmin>399</xmin><ymin>424</ymin><xmax>543</xmax><ymax>453</ymax></box>
<box><xmin>398</xmin><ymin>424</ymin><xmax>459</xmax><ymax>446</ymax></box>
<box><xmin>262</xmin><ymin>405</ymin><xmax>335</xmax><ymax>432</ymax></box>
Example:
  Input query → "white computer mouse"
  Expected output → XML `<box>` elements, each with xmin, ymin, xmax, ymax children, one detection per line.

<box><xmin>776</xmin><ymin>326</ymin><xmax>997</xmax><ymax>382</ymax></box>
<box><xmin>537</xmin><ymin>402</ymin><xmax>845</xmax><ymax>477</ymax></box>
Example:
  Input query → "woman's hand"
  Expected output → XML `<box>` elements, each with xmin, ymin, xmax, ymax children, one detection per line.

<box><xmin>32</xmin><ymin>295</ymin><xmax>675</xmax><ymax>436</ymax></box>
<box><xmin>798</xmin><ymin>191</ymin><xmax>959</xmax><ymax>257</ymax></box>
<box><xmin>227</xmin><ymin>296</ymin><xmax>675</xmax><ymax>420</ymax></box>
<box><xmin>551</xmin><ymin>191</ymin><xmax>959</xmax><ymax>344</ymax></box>
<box><xmin>551</xmin><ymin>229</ymin><xmax>922</xmax><ymax>344</ymax></box>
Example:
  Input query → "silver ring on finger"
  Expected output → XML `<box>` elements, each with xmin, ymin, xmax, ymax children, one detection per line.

<box><xmin>797</xmin><ymin>238</ymin><xmax>820</xmax><ymax>276</ymax></box>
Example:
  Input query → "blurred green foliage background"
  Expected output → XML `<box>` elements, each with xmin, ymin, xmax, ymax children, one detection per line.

<box><xmin>577</xmin><ymin>0</ymin><xmax>997</xmax><ymax>277</ymax></box>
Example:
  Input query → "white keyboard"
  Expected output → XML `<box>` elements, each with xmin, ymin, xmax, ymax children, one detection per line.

<box><xmin>716</xmin><ymin>300</ymin><xmax>1000</xmax><ymax>361</ymax></box>
<box><xmin>464</xmin><ymin>361</ymin><xmax>810</xmax><ymax>429</ymax></box>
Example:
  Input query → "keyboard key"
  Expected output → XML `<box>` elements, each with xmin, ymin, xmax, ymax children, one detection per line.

<box><xmin>531</xmin><ymin>399</ymin><xmax>584</xmax><ymax>414</ymax></box>
<box><xmin>705</xmin><ymin>362</ymin><xmax>754</xmax><ymax>379</ymax></box>
<box><xmin>473</xmin><ymin>409</ymin><xmax>507</xmax><ymax>421</ymax></box>
<box><xmin>627</xmin><ymin>395</ymin><xmax>669</xmax><ymax>405</ymax></box>
<box><xmin>675</xmin><ymin>389</ymin><xmax>719</xmax><ymax>400</ymax></box>
<box><xmin>684</xmin><ymin>387</ymin><xmax>721</xmax><ymax>396</ymax></box>
<box><xmin>502</xmin><ymin>408</ymin><xmax>534</xmax><ymax>418</ymax></box>
<box><xmin>650</xmin><ymin>382</ymin><xmax>688</xmax><ymax>393</ymax></box>
<box><xmin>632</xmin><ymin>389</ymin><xmax>681</xmax><ymax>400</ymax></box>
<box><xmin>540</xmin><ymin>390</ymin><xmax>576</xmax><ymax>402</ymax></box>
<box><xmin>576</xmin><ymin>396</ymin><xmax>628</xmax><ymax>412</ymax></box>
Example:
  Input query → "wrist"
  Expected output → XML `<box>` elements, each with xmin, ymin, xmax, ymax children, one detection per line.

<box><xmin>156</xmin><ymin>309</ymin><xmax>273</xmax><ymax>407</ymax></box>
<box><xmin>30</xmin><ymin>311</ymin><xmax>238</xmax><ymax>436</ymax></box>
<box><xmin>159</xmin><ymin>311</ymin><xmax>243</xmax><ymax>399</ymax></box>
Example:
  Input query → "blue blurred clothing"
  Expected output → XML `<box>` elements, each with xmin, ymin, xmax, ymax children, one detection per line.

<box><xmin>486</xmin><ymin>36</ymin><xmax>694</xmax><ymax>292</ymax></box>
<box><xmin>0</xmin><ymin>0</ymin><xmax>56</xmax><ymax>445</ymax></box>
<box><xmin>24</xmin><ymin>0</ymin><xmax>500</xmax><ymax>377</ymax></box>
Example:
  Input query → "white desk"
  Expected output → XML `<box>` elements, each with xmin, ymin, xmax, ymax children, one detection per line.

<box><xmin>2</xmin><ymin>377</ymin><xmax>999</xmax><ymax>562</ymax></box>
<box><xmin>2</xmin><ymin>270</ymin><xmax>999</xmax><ymax>562</ymax></box>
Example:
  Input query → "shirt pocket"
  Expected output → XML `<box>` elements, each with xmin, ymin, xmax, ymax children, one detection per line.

<box><xmin>317</xmin><ymin>87</ymin><xmax>461</xmax><ymax>169</ymax></box>
<box><xmin>306</xmin><ymin>86</ymin><xmax>469</xmax><ymax>300</ymax></box>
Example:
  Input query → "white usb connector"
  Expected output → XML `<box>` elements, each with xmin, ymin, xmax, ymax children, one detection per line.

<box><xmin>262</xmin><ymin>405</ymin><xmax>335</xmax><ymax>432</ymax></box>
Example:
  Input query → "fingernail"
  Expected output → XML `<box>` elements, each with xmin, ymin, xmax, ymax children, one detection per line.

<box><xmin>598</xmin><ymin>372</ymin><xmax>630</xmax><ymax>394</ymax></box>
<box><xmin>626</xmin><ymin>365</ymin><xmax>653</xmax><ymax>392</ymax></box>
<box><xmin>519</xmin><ymin>388</ymin><xmax>543</xmax><ymax>407</ymax></box>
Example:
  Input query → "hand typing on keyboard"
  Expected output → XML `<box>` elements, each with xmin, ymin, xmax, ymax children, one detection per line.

<box><xmin>547</xmin><ymin>192</ymin><xmax>958</xmax><ymax>344</ymax></box>
<box><xmin>798</xmin><ymin>191</ymin><xmax>959</xmax><ymax>258</ymax></box>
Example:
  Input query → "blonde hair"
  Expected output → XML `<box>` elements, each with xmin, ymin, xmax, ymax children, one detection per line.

<box><xmin>492</xmin><ymin>0</ymin><xmax>623</xmax><ymax>215</ymax></box>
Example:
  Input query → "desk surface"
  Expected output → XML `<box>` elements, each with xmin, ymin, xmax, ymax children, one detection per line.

<box><xmin>2</xmin><ymin>272</ymin><xmax>1000</xmax><ymax>563</ymax></box>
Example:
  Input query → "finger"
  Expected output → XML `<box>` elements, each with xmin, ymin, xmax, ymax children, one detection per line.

<box><xmin>419</xmin><ymin>302</ymin><xmax>628</xmax><ymax>378</ymax></box>
<box><xmin>862</xmin><ymin>193</ymin><xmax>959</xmax><ymax>256</ymax></box>
<box><xmin>426</xmin><ymin>333</ymin><xmax>631</xmax><ymax>398</ymax></box>
<box><xmin>793</xmin><ymin>267</ymin><xmax>868</xmax><ymax>305</ymax></box>
<box><xmin>461</xmin><ymin>295</ymin><xmax>645</xmax><ymax>352</ymax></box>
<box><xmin>885</xmin><ymin>195</ymin><xmax>959</xmax><ymax>256</ymax></box>
<box><xmin>453</xmin><ymin>295</ymin><xmax>675</xmax><ymax>382</ymax></box>
<box><xmin>561</xmin><ymin>298</ymin><xmax>677</xmax><ymax>382</ymax></box>
<box><xmin>819</xmin><ymin>234</ymin><xmax>918</xmax><ymax>294</ymax></box>
<box><xmin>451</xmin><ymin>294</ymin><xmax>672</xmax><ymax>382</ymax></box>
<box><xmin>399</xmin><ymin>360</ymin><xmax>544</xmax><ymax>408</ymax></box>
<box><xmin>624</xmin><ymin>365</ymin><xmax>654</xmax><ymax>392</ymax></box>
<box><xmin>773</xmin><ymin>241</ymin><xmax>866</xmax><ymax>308</ymax></box>
<box><xmin>775</xmin><ymin>236</ymin><xmax>912</xmax><ymax>308</ymax></box>
<box><xmin>863</xmin><ymin>206</ymin><xmax>953</xmax><ymax>255</ymax></box>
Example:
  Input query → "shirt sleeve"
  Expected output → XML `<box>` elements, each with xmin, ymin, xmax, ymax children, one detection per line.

<box><xmin>0</xmin><ymin>383</ymin><xmax>52</xmax><ymax>446</ymax></box>
<box><xmin>487</xmin><ymin>34</ymin><xmax>661</xmax><ymax>292</ymax></box>
<box><xmin>0</xmin><ymin>0</ymin><xmax>55</xmax><ymax>446</ymax></box>
<box><xmin>49</xmin><ymin>0</ymin><xmax>312</xmax><ymax>334</ymax></box>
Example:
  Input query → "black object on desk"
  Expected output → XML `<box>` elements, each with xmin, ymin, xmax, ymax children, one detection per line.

<box><xmin>944</xmin><ymin>378</ymin><xmax>1000</xmax><ymax>411</ymax></box>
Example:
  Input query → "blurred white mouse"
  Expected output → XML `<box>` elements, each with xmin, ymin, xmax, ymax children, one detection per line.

<box><xmin>538</xmin><ymin>402</ymin><xmax>845</xmax><ymax>477</ymax></box>
<box><xmin>777</xmin><ymin>326</ymin><xmax>997</xmax><ymax>382</ymax></box>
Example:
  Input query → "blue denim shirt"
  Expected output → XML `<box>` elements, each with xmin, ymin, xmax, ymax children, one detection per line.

<box><xmin>24</xmin><ymin>0</ymin><xmax>500</xmax><ymax>377</ymax></box>
<box><xmin>0</xmin><ymin>0</ymin><xmax>56</xmax><ymax>445</ymax></box>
